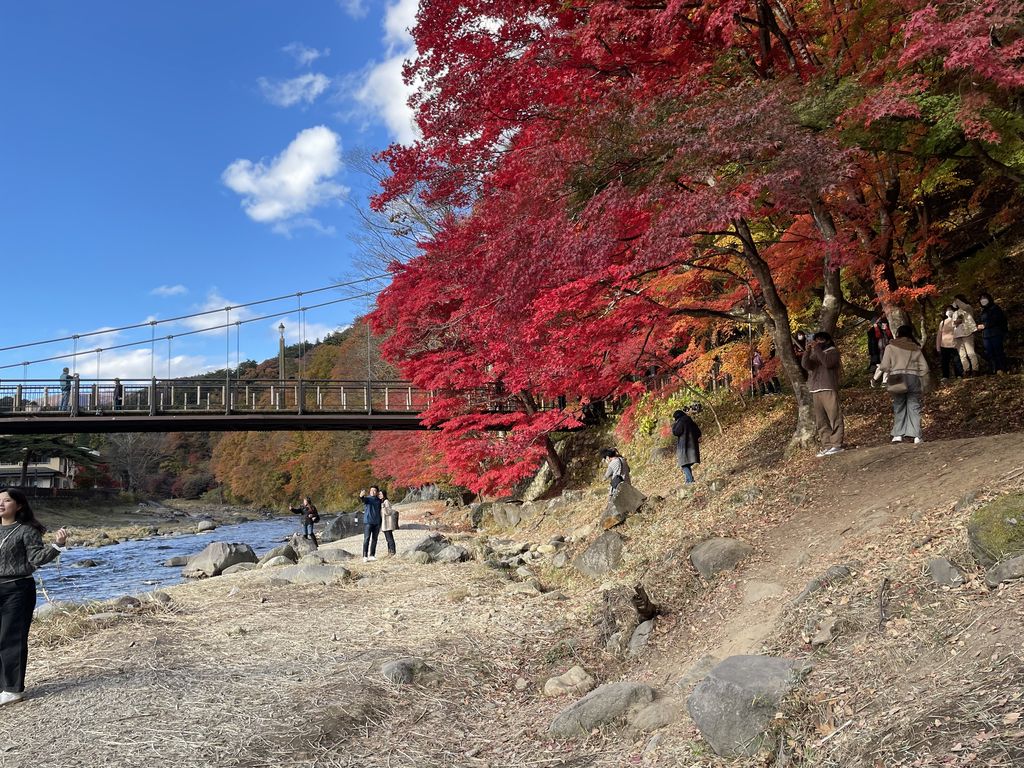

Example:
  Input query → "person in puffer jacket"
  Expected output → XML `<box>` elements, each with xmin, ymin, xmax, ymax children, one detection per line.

<box><xmin>872</xmin><ymin>325</ymin><xmax>931</xmax><ymax>443</ymax></box>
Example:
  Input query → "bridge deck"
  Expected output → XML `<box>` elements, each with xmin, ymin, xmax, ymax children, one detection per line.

<box><xmin>0</xmin><ymin>412</ymin><xmax>427</xmax><ymax>434</ymax></box>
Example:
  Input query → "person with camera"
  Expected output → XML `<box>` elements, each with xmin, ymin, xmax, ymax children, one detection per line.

<box><xmin>358</xmin><ymin>487</ymin><xmax>383</xmax><ymax>562</ymax></box>
<box><xmin>600</xmin><ymin>448</ymin><xmax>630</xmax><ymax>496</ymax></box>
<box><xmin>872</xmin><ymin>325</ymin><xmax>931</xmax><ymax>444</ymax></box>
<box><xmin>0</xmin><ymin>488</ymin><xmax>68</xmax><ymax>706</ymax></box>
<box><xmin>801</xmin><ymin>332</ymin><xmax>845</xmax><ymax>457</ymax></box>
<box><xmin>290</xmin><ymin>496</ymin><xmax>320</xmax><ymax>541</ymax></box>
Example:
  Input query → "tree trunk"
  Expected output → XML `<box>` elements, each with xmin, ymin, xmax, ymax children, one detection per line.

<box><xmin>734</xmin><ymin>219</ymin><xmax>815</xmax><ymax>449</ymax></box>
<box><xmin>810</xmin><ymin>199</ymin><xmax>843</xmax><ymax>336</ymax></box>
<box><xmin>520</xmin><ymin>392</ymin><xmax>566</xmax><ymax>479</ymax></box>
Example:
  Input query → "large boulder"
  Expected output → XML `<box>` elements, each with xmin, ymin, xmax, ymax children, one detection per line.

<box><xmin>288</xmin><ymin>533</ymin><xmax>319</xmax><ymax>556</ymax></box>
<box><xmin>196</xmin><ymin>520</ymin><xmax>217</xmax><ymax>532</ymax></box>
<box><xmin>260</xmin><ymin>555</ymin><xmax>293</xmax><ymax>569</ymax></box>
<box><xmin>968</xmin><ymin>494</ymin><xmax>1024</xmax><ymax>567</ymax></box>
<box><xmin>434</xmin><ymin>545</ymin><xmax>471</xmax><ymax>564</ymax></box>
<box><xmin>183</xmin><ymin>542</ymin><xmax>258</xmax><ymax>578</ymax></box>
<box><xmin>318</xmin><ymin>548</ymin><xmax>354</xmax><ymax>563</ymax></box>
<box><xmin>320</xmin><ymin>512</ymin><xmax>362</xmax><ymax>544</ymax></box>
<box><xmin>574</xmin><ymin>531</ymin><xmax>624</xmax><ymax>578</ymax></box>
<box><xmin>548</xmin><ymin>682</ymin><xmax>656</xmax><ymax>738</ymax></box>
<box><xmin>162</xmin><ymin>555</ymin><xmax>190</xmax><ymax>567</ymax></box>
<box><xmin>274</xmin><ymin>564</ymin><xmax>351</xmax><ymax>585</ymax></box>
<box><xmin>985</xmin><ymin>555</ymin><xmax>1024</xmax><ymax>589</ymax></box>
<box><xmin>410</xmin><ymin>533</ymin><xmax>450</xmax><ymax>559</ymax></box>
<box><xmin>258</xmin><ymin>543</ymin><xmax>298</xmax><ymax>566</ymax></box>
<box><xmin>628</xmin><ymin>619</ymin><xmax>656</xmax><ymax>658</ymax></box>
<box><xmin>687</xmin><ymin>655</ymin><xmax>809</xmax><ymax>757</ymax></box>
<box><xmin>489</xmin><ymin>503</ymin><xmax>523</xmax><ymax>529</ymax></box>
<box><xmin>600</xmin><ymin>483</ymin><xmax>647</xmax><ymax>529</ymax></box>
<box><xmin>689</xmin><ymin>538</ymin><xmax>753</xmax><ymax>580</ymax></box>
<box><xmin>543</xmin><ymin>666</ymin><xmax>596</xmax><ymax>698</ymax></box>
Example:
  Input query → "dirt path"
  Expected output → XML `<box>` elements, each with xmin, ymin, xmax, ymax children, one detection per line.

<box><xmin>669</xmin><ymin>431</ymin><xmax>1024</xmax><ymax>665</ymax></box>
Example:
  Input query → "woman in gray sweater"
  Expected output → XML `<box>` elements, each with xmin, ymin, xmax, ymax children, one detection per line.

<box><xmin>0</xmin><ymin>488</ymin><xmax>67</xmax><ymax>705</ymax></box>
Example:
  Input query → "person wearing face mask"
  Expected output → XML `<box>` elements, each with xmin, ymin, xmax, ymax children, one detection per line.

<box><xmin>976</xmin><ymin>292</ymin><xmax>1009</xmax><ymax>374</ymax></box>
<box><xmin>792</xmin><ymin>331</ymin><xmax>808</xmax><ymax>379</ymax></box>
<box><xmin>935</xmin><ymin>307</ymin><xmax>964</xmax><ymax>381</ymax></box>
<box><xmin>952</xmin><ymin>295</ymin><xmax>979</xmax><ymax>375</ymax></box>
<box><xmin>867</xmin><ymin>317</ymin><xmax>893</xmax><ymax>373</ymax></box>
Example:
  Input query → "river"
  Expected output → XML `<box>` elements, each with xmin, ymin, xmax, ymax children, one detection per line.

<box><xmin>34</xmin><ymin>516</ymin><xmax>324</xmax><ymax>603</ymax></box>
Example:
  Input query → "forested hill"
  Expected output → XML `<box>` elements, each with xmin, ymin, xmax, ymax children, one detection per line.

<box><xmin>76</xmin><ymin>318</ymin><xmax>430</xmax><ymax>511</ymax></box>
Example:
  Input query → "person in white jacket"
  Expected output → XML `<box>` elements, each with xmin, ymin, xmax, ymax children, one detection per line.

<box><xmin>952</xmin><ymin>295</ymin><xmax>979</xmax><ymax>374</ymax></box>
<box><xmin>873</xmin><ymin>325</ymin><xmax>931</xmax><ymax>443</ymax></box>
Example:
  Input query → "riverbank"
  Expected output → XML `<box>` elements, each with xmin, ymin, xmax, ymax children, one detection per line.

<box><xmin>32</xmin><ymin>499</ymin><xmax>280</xmax><ymax>548</ymax></box>
<box><xmin>9</xmin><ymin>390</ymin><xmax>1024</xmax><ymax>766</ymax></box>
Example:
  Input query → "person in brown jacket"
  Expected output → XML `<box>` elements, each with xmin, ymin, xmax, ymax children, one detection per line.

<box><xmin>872</xmin><ymin>325</ymin><xmax>931</xmax><ymax>443</ymax></box>
<box><xmin>801</xmin><ymin>332</ymin><xmax>845</xmax><ymax>457</ymax></box>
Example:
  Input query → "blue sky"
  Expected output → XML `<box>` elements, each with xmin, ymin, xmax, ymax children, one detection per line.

<box><xmin>0</xmin><ymin>0</ymin><xmax>417</xmax><ymax>381</ymax></box>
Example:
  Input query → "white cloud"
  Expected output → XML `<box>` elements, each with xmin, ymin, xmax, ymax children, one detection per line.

<box><xmin>283</xmin><ymin>42</ymin><xmax>330</xmax><ymax>67</ymax></box>
<box><xmin>258</xmin><ymin>73</ymin><xmax>332</xmax><ymax>107</ymax></box>
<box><xmin>337</xmin><ymin>0</ymin><xmax>368</xmax><ymax>19</ymax></box>
<box><xmin>85</xmin><ymin>348</ymin><xmax>212</xmax><ymax>380</ymax></box>
<box><xmin>179</xmin><ymin>291</ymin><xmax>254</xmax><ymax>332</ymax></box>
<box><xmin>222</xmin><ymin>126</ymin><xmax>348</xmax><ymax>233</ymax></box>
<box><xmin>353</xmin><ymin>0</ymin><xmax>421</xmax><ymax>145</ymax></box>
<box><xmin>151</xmin><ymin>284</ymin><xmax>187</xmax><ymax>297</ymax></box>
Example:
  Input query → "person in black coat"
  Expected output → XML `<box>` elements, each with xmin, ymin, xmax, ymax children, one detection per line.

<box><xmin>977</xmin><ymin>292</ymin><xmax>1009</xmax><ymax>373</ymax></box>
<box><xmin>671</xmin><ymin>409</ymin><xmax>702</xmax><ymax>484</ymax></box>
<box><xmin>358</xmin><ymin>487</ymin><xmax>383</xmax><ymax>562</ymax></box>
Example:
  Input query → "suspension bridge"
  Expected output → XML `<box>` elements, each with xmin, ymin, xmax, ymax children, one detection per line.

<box><xmin>0</xmin><ymin>276</ymin><xmax>516</xmax><ymax>434</ymax></box>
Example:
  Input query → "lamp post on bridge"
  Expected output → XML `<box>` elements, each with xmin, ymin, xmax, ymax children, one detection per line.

<box><xmin>278</xmin><ymin>322</ymin><xmax>286</xmax><ymax>381</ymax></box>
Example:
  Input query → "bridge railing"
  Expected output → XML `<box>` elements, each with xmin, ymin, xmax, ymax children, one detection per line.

<box><xmin>0</xmin><ymin>378</ymin><xmax>434</xmax><ymax>417</ymax></box>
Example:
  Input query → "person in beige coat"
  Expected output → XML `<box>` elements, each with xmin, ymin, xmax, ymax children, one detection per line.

<box><xmin>872</xmin><ymin>325</ymin><xmax>931</xmax><ymax>443</ymax></box>
<box><xmin>380</xmin><ymin>490</ymin><xmax>399</xmax><ymax>556</ymax></box>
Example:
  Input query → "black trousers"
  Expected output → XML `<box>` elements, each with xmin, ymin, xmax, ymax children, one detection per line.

<box><xmin>383</xmin><ymin>530</ymin><xmax>396</xmax><ymax>554</ymax></box>
<box><xmin>363</xmin><ymin>524</ymin><xmax>381</xmax><ymax>557</ymax></box>
<box><xmin>0</xmin><ymin>578</ymin><xmax>36</xmax><ymax>693</ymax></box>
<box><xmin>940</xmin><ymin>347</ymin><xmax>964</xmax><ymax>378</ymax></box>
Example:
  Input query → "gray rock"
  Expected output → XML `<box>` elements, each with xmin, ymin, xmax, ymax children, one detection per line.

<box><xmin>145</xmin><ymin>591</ymin><xmax>173</xmax><ymax>606</ymax></box>
<box><xmin>381</xmin><ymin>657</ymin><xmax>439</xmax><ymax>685</ymax></box>
<box><xmin>631</xmin><ymin>700</ymin><xmax>681</xmax><ymax>732</ymax></box>
<box><xmin>260</xmin><ymin>555</ymin><xmax>293</xmax><ymax>569</ymax></box>
<box><xmin>515</xmin><ymin>565</ymin><xmax>534</xmax><ymax>580</ymax></box>
<box><xmin>793</xmin><ymin>564</ymin><xmax>856</xmax><ymax>605</ymax></box>
<box><xmin>274</xmin><ymin>563</ymin><xmax>351</xmax><ymax>585</ymax></box>
<box><xmin>675</xmin><ymin>655</ymin><xmax>720</xmax><ymax>693</ymax></box>
<box><xmin>507</xmin><ymin>579</ymin><xmax>543</xmax><ymax>597</ymax></box>
<box><xmin>611</xmin><ymin>482</ymin><xmax>647</xmax><ymax>515</ymax></box>
<box><xmin>112</xmin><ymin>596</ymin><xmax>141</xmax><ymax>611</ymax></box>
<box><xmin>411</xmin><ymin>533</ymin><xmax>450</xmax><ymax>558</ymax></box>
<box><xmin>543</xmin><ymin>666</ymin><xmax>596</xmax><ymax>698</ymax></box>
<box><xmin>811</xmin><ymin>617</ymin><xmax>840</xmax><ymax>648</ymax></box>
<box><xmin>298</xmin><ymin>553</ymin><xmax>326</xmax><ymax>565</ymax></box>
<box><xmin>548</xmin><ymin>682</ymin><xmax>656</xmax><ymax>738</ymax></box>
<box><xmin>196</xmin><ymin>520</ymin><xmax>217</xmax><ymax>532</ymax></box>
<box><xmin>689</xmin><ymin>538</ymin><xmax>753</xmax><ymax>580</ymax></box>
<box><xmin>258</xmin><ymin>544</ymin><xmax>298</xmax><ymax>566</ymax></box>
<box><xmin>222</xmin><ymin>562</ymin><xmax>257</xmax><ymax>575</ymax></box>
<box><xmin>628</xmin><ymin>619</ymin><xmax>656</xmax><ymax>658</ymax></box>
<box><xmin>599</xmin><ymin>585</ymin><xmax>659</xmax><ymax>656</ymax></box>
<box><xmin>318</xmin><ymin>548</ymin><xmax>354</xmax><ymax>563</ymax></box>
<box><xmin>320</xmin><ymin>513</ymin><xmax>362</xmax><ymax>544</ymax></box>
<box><xmin>72</xmin><ymin>559</ymin><xmax>100</xmax><ymax>568</ymax></box>
<box><xmin>574</xmin><ymin>531</ymin><xmax>624</xmax><ymax>578</ymax></box>
<box><xmin>687</xmin><ymin>655</ymin><xmax>809</xmax><ymax>757</ymax></box>
<box><xmin>434</xmin><ymin>545</ymin><xmax>471</xmax><ymax>564</ymax></box>
<box><xmin>288</xmin><ymin>534</ymin><xmax>318</xmax><ymax>557</ymax></box>
<box><xmin>927</xmin><ymin>557</ymin><xmax>966</xmax><ymax>587</ymax></box>
<box><xmin>985</xmin><ymin>555</ymin><xmax>1024</xmax><ymax>589</ymax></box>
<box><xmin>182</xmin><ymin>542</ymin><xmax>258</xmax><ymax>578</ymax></box>
<box><xmin>162</xmin><ymin>555</ymin><xmax>190</xmax><ymax>567</ymax></box>
<box><xmin>407</xmin><ymin>551</ymin><xmax>432</xmax><ymax>565</ymax></box>
<box><xmin>552</xmin><ymin>552</ymin><xmax>569</xmax><ymax>569</ymax></box>
<box><xmin>968</xmin><ymin>494</ymin><xmax>1024</xmax><ymax>568</ymax></box>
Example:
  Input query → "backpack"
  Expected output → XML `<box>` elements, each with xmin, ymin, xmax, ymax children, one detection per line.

<box><xmin>617</xmin><ymin>456</ymin><xmax>631</xmax><ymax>484</ymax></box>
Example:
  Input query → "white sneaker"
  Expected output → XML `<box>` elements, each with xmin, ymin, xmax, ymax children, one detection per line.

<box><xmin>368</xmin><ymin>556</ymin><xmax>377</xmax><ymax>561</ymax></box>
<box><xmin>0</xmin><ymin>691</ymin><xmax>25</xmax><ymax>706</ymax></box>
<box><xmin>914</xmin><ymin>437</ymin><xmax>924</xmax><ymax>444</ymax></box>
<box><xmin>816</xmin><ymin>449</ymin><xmax>829</xmax><ymax>458</ymax></box>
<box><xmin>362</xmin><ymin>557</ymin><xmax>369</xmax><ymax>563</ymax></box>
<box><xmin>891</xmin><ymin>436</ymin><xmax>903</xmax><ymax>443</ymax></box>
<box><xmin>825</xmin><ymin>446</ymin><xmax>845</xmax><ymax>455</ymax></box>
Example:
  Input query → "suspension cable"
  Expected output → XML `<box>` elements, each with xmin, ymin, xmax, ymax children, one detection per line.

<box><xmin>0</xmin><ymin>274</ymin><xmax>389</xmax><ymax>354</ymax></box>
<box><xmin>0</xmin><ymin>289</ymin><xmax>380</xmax><ymax>372</ymax></box>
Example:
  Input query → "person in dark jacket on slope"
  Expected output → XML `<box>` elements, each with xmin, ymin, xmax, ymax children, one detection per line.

<box><xmin>977</xmin><ymin>292</ymin><xmax>1010</xmax><ymax>374</ymax></box>
<box><xmin>671</xmin><ymin>409</ymin><xmax>702</xmax><ymax>484</ymax></box>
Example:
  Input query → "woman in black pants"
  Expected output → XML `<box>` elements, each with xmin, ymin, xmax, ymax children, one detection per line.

<box><xmin>380</xmin><ymin>490</ymin><xmax>399</xmax><ymax>555</ymax></box>
<box><xmin>0</xmin><ymin>488</ymin><xmax>68</xmax><ymax>705</ymax></box>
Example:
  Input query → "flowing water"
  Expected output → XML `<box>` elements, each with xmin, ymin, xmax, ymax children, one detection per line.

<box><xmin>35</xmin><ymin>517</ymin><xmax>323</xmax><ymax>603</ymax></box>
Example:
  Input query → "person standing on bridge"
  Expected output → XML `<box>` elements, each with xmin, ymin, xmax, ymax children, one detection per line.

<box><xmin>58</xmin><ymin>368</ymin><xmax>71</xmax><ymax>411</ymax></box>
<box><xmin>359</xmin><ymin>487</ymin><xmax>383</xmax><ymax>562</ymax></box>
<box><xmin>0</xmin><ymin>488</ymin><xmax>68</xmax><ymax>706</ymax></box>
<box><xmin>380</xmin><ymin>490</ymin><xmax>399</xmax><ymax>556</ymax></box>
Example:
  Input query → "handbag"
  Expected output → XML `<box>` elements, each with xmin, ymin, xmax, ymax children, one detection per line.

<box><xmin>885</xmin><ymin>373</ymin><xmax>908</xmax><ymax>394</ymax></box>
